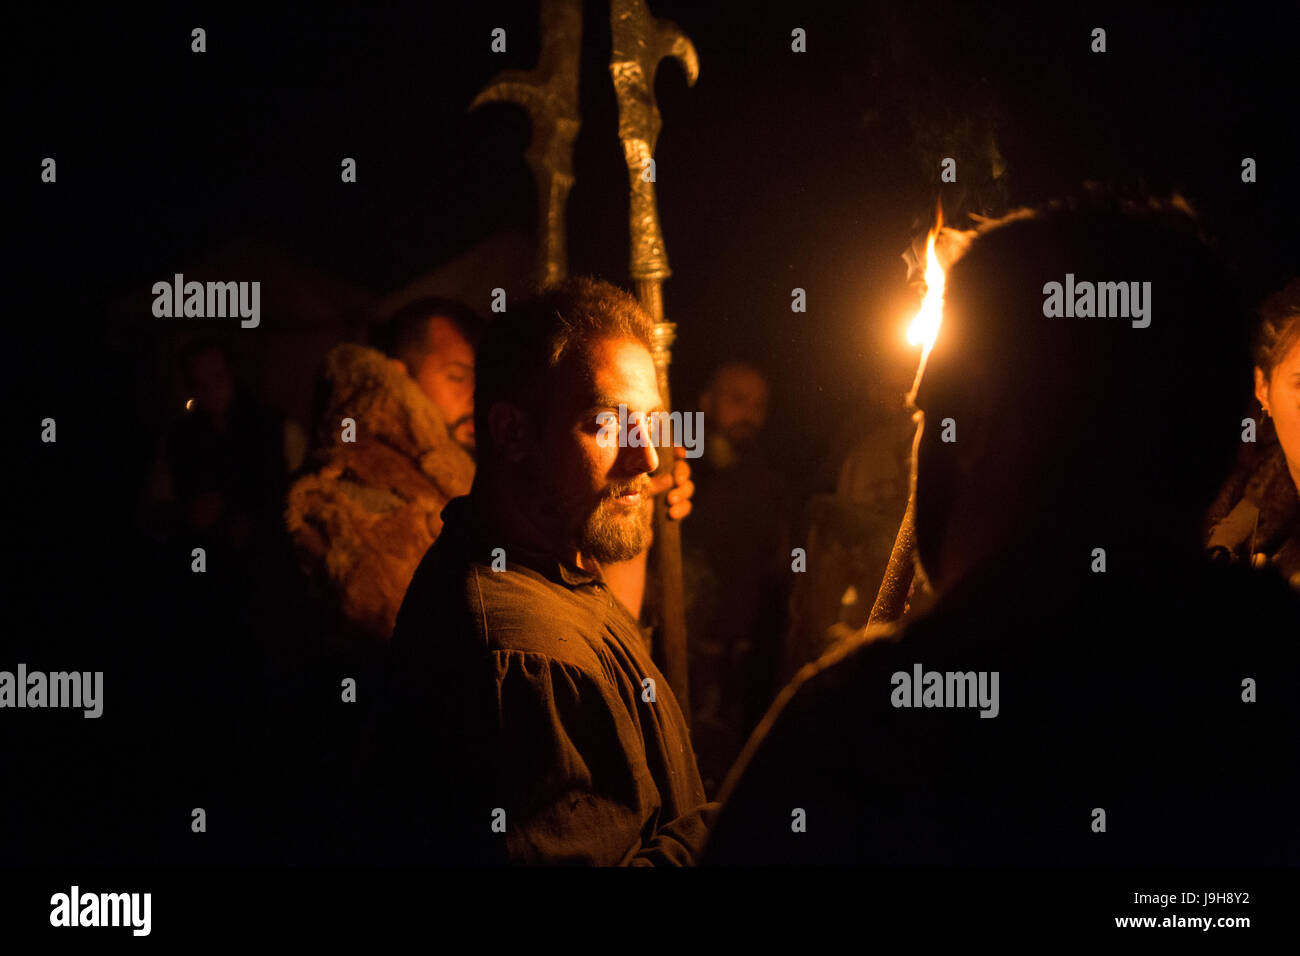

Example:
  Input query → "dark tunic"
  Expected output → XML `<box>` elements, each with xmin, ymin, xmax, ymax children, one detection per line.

<box><xmin>379</xmin><ymin>493</ymin><xmax>713</xmax><ymax>865</ymax></box>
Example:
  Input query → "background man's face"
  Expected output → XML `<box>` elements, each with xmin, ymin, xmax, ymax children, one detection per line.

<box><xmin>704</xmin><ymin>365</ymin><xmax>768</xmax><ymax>451</ymax></box>
<box><xmin>415</xmin><ymin>316</ymin><xmax>476</xmax><ymax>449</ymax></box>
<box><xmin>539</xmin><ymin>335</ymin><xmax>661</xmax><ymax>564</ymax></box>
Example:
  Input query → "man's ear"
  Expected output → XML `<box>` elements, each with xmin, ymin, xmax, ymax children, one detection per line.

<box><xmin>488</xmin><ymin>401</ymin><xmax>530</xmax><ymax>463</ymax></box>
<box><xmin>389</xmin><ymin>357</ymin><xmax>407</xmax><ymax>376</ymax></box>
<box><xmin>1254</xmin><ymin>366</ymin><xmax>1269</xmax><ymax>414</ymax></box>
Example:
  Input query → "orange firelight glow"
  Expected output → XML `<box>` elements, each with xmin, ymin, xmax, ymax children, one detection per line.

<box><xmin>906</xmin><ymin>208</ymin><xmax>946</xmax><ymax>360</ymax></box>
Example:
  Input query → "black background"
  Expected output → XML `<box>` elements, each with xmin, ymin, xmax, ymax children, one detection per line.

<box><xmin>5</xmin><ymin>0</ymin><xmax>1298</xmax><ymax>919</ymax></box>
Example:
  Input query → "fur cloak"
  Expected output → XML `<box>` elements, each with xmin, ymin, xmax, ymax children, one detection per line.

<box><xmin>286</xmin><ymin>344</ymin><xmax>476</xmax><ymax>642</ymax></box>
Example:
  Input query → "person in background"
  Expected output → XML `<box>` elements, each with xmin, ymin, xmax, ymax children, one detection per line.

<box><xmin>682</xmin><ymin>361</ymin><xmax>790</xmax><ymax>795</ymax></box>
<box><xmin>286</xmin><ymin>300</ymin><xmax>482</xmax><ymax>648</ymax></box>
<box><xmin>1206</xmin><ymin>278</ymin><xmax>1300</xmax><ymax>588</ymax></box>
<box><xmin>147</xmin><ymin>336</ymin><xmax>305</xmax><ymax>558</ymax></box>
<box><xmin>141</xmin><ymin>335</ymin><xmax>307</xmax><ymax>863</ymax></box>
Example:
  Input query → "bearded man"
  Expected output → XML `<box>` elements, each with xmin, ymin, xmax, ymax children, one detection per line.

<box><xmin>380</xmin><ymin>277</ymin><xmax>714</xmax><ymax>865</ymax></box>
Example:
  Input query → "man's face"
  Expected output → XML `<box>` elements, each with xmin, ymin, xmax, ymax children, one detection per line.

<box><xmin>414</xmin><ymin>316</ymin><xmax>476</xmax><ymax>449</ymax></box>
<box><xmin>705</xmin><ymin>365</ymin><xmax>768</xmax><ymax>451</ymax></box>
<box><xmin>538</xmin><ymin>336</ymin><xmax>661</xmax><ymax>564</ymax></box>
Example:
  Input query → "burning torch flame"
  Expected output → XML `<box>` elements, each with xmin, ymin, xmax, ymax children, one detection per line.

<box><xmin>906</xmin><ymin>209</ymin><xmax>946</xmax><ymax>360</ymax></box>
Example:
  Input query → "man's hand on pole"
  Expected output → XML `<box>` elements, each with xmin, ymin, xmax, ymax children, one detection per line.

<box><xmin>648</xmin><ymin>445</ymin><xmax>693</xmax><ymax>521</ymax></box>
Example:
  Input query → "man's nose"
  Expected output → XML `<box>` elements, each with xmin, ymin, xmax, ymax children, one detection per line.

<box><xmin>623</xmin><ymin>417</ymin><xmax>659</xmax><ymax>475</ymax></box>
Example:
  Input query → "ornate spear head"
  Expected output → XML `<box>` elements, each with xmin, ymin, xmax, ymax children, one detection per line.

<box><xmin>471</xmin><ymin>0</ymin><xmax>582</xmax><ymax>288</ymax></box>
<box><xmin>609</xmin><ymin>0</ymin><xmax>699</xmax><ymax>286</ymax></box>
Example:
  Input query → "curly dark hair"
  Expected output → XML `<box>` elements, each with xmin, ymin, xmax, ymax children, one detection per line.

<box><xmin>472</xmin><ymin>277</ymin><xmax>654</xmax><ymax>471</ymax></box>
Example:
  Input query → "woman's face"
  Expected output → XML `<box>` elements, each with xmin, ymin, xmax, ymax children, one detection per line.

<box><xmin>1256</xmin><ymin>334</ymin><xmax>1300</xmax><ymax>486</ymax></box>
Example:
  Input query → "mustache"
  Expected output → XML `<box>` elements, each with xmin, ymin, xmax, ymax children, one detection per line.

<box><xmin>603</xmin><ymin>477</ymin><xmax>653</xmax><ymax>500</ymax></box>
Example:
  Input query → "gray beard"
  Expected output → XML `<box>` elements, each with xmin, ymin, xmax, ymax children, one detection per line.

<box><xmin>579</xmin><ymin>493</ymin><xmax>654</xmax><ymax>563</ymax></box>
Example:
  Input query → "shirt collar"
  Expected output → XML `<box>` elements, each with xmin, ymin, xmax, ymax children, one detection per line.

<box><xmin>442</xmin><ymin>494</ymin><xmax>604</xmax><ymax>591</ymax></box>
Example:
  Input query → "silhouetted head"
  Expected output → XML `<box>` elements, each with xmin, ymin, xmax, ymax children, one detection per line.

<box><xmin>911</xmin><ymin>199</ymin><xmax>1250</xmax><ymax>593</ymax></box>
